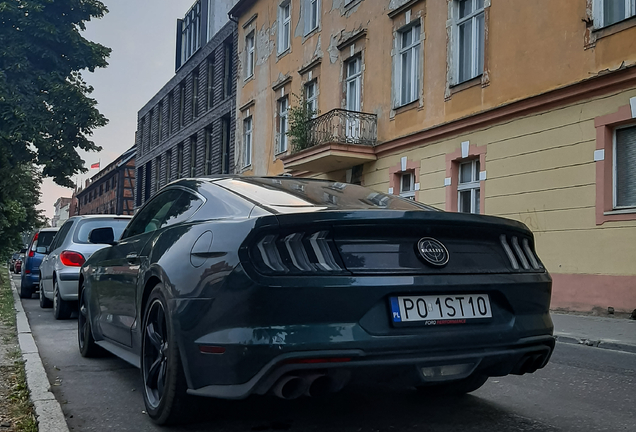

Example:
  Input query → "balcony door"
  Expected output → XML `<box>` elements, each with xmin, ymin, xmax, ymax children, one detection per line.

<box><xmin>345</xmin><ymin>56</ymin><xmax>361</xmax><ymax>141</ymax></box>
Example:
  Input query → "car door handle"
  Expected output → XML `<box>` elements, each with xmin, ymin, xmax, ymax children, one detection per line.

<box><xmin>126</xmin><ymin>253</ymin><xmax>139</xmax><ymax>264</ymax></box>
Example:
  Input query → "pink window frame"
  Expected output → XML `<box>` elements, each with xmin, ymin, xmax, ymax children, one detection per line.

<box><xmin>445</xmin><ymin>144</ymin><xmax>486</xmax><ymax>213</ymax></box>
<box><xmin>389</xmin><ymin>158</ymin><xmax>421</xmax><ymax>201</ymax></box>
<box><xmin>594</xmin><ymin>103</ymin><xmax>636</xmax><ymax>225</ymax></box>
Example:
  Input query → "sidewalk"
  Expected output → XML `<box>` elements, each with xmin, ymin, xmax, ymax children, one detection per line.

<box><xmin>552</xmin><ymin>312</ymin><xmax>636</xmax><ymax>354</ymax></box>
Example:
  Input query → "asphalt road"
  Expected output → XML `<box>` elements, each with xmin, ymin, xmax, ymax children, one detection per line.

<box><xmin>15</xmin><ymin>275</ymin><xmax>636</xmax><ymax>432</ymax></box>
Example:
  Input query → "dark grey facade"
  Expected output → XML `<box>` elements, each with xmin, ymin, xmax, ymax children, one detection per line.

<box><xmin>135</xmin><ymin>18</ymin><xmax>237</xmax><ymax>208</ymax></box>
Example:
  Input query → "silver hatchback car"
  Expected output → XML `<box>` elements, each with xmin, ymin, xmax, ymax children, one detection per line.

<box><xmin>40</xmin><ymin>215</ymin><xmax>132</xmax><ymax>319</ymax></box>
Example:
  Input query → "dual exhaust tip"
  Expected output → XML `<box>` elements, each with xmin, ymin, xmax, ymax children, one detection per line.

<box><xmin>272</xmin><ymin>372</ymin><xmax>349</xmax><ymax>400</ymax></box>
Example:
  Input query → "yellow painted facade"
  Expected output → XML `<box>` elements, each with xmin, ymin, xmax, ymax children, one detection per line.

<box><xmin>230</xmin><ymin>0</ymin><xmax>636</xmax><ymax>313</ymax></box>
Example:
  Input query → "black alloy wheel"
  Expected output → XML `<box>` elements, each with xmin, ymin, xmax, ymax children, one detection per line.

<box><xmin>78</xmin><ymin>288</ymin><xmax>104</xmax><ymax>357</ymax></box>
<box><xmin>141</xmin><ymin>285</ymin><xmax>190</xmax><ymax>425</ymax></box>
<box><xmin>53</xmin><ymin>279</ymin><xmax>72</xmax><ymax>320</ymax></box>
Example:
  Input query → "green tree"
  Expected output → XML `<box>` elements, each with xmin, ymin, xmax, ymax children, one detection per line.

<box><xmin>287</xmin><ymin>91</ymin><xmax>317</xmax><ymax>153</ymax></box>
<box><xmin>0</xmin><ymin>161</ymin><xmax>44</xmax><ymax>261</ymax></box>
<box><xmin>0</xmin><ymin>0</ymin><xmax>111</xmax><ymax>187</ymax></box>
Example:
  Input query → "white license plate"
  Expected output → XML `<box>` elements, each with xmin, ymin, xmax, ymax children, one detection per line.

<box><xmin>390</xmin><ymin>294</ymin><xmax>492</xmax><ymax>323</ymax></box>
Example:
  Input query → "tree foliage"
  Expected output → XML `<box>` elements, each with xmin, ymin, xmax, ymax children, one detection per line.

<box><xmin>287</xmin><ymin>91</ymin><xmax>317</xmax><ymax>153</ymax></box>
<box><xmin>0</xmin><ymin>160</ymin><xmax>44</xmax><ymax>261</ymax></box>
<box><xmin>0</xmin><ymin>0</ymin><xmax>110</xmax><ymax>258</ymax></box>
<box><xmin>0</xmin><ymin>0</ymin><xmax>111</xmax><ymax>187</ymax></box>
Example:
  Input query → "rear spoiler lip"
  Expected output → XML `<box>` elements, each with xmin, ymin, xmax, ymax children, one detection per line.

<box><xmin>270</xmin><ymin>210</ymin><xmax>534</xmax><ymax>236</ymax></box>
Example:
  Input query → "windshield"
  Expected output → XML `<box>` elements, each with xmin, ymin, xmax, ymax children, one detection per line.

<box><xmin>74</xmin><ymin>219</ymin><xmax>130</xmax><ymax>244</ymax></box>
<box><xmin>35</xmin><ymin>231</ymin><xmax>57</xmax><ymax>248</ymax></box>
<box><xmin>216</xmin><ymin>178</ymin><xmax>439</xmax><ymax>212</ymax></box>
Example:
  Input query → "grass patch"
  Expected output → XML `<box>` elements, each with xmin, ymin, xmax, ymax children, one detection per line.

<box><xmin>0</xmin><ymin>269</ymin><xmax>38</xmax><ymax>432</ymax></box>
<box><xmin>0</xmin><ymin>270</ymin><xmax>16</xmax><ymax>328</ymax></box>
<box><xmin>8</xmin><ymin>362</ymin><xmax>38</xmax><ymax>432</ymax></box>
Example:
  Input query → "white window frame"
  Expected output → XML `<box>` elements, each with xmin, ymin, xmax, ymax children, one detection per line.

<box><xmin>305</xmin><ymin>80</ymin><xmax>318</xmax><ymax>117</ymax></box>
<box><xmin>304</xmin><ymin>0</ymin><xmax>320</xmax><ymax>35</ymax></box>
<box><xmin>593</xmin><ymin>0</ymin><xmax>636</xmax><ymax>28</ymax></box>
<box><xmin>243</xmin><ymin>116</ymin><xmax>253</xmax><ymax>167</ymax></box>
<box><xmin>452</xmin><ymin>0</ymin><xmax>485</xmax><ymax>85</ymax></box>
<box><xmin>612</xmin><ymin>124</ymin><xmax>636</xmax><ymax>209</ymax></box>
<box><xmin>278</xmin><ymin>1</ymin><xmax>291</xmax><ymax>54</ymax></box>
<box><xmin>457</xmin><ymin>159</ymin><xmax>480</xmax><ymax>214</ymax></box>
<box><xmin>277</xmin><ymin>97</ymin><xmax>289</xmax><ymax>153</ymax></box>
<box><xmin>396</xmin><ymin>23</ymin><xmax>421</xmax><ymax>107</ymax></box>
<box><xmin>245</xmin><ymin>31</ymin><xmax>255</xmax><ymax>79</ymax></box>
<box><xmin>399</xmin><ymin>172</ymin><xmax>415</xmax><ymax>200</ymax></box>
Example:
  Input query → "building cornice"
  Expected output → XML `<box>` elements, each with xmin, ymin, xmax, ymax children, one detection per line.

<box><xmin>375</xmin><ymin>63</ymin><xmax>636</xmax><ymax>158</ymax></box>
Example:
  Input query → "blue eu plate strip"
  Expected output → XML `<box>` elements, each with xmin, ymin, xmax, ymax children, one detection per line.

<box><xmin>390</xmin><ymin>297</ymin><xmax>402</xmax><ymax>322</ymax></box>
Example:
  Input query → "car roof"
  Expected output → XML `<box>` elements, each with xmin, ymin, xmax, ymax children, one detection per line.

<box><xmin>38</xmin><ymin>227</ymin><xmax>59</xmax><ymax>232</ymax></box>
<box><xmin>68</xmin><ymin>215</ymin><xmax>133</xmax><ymax>221</ymax></box>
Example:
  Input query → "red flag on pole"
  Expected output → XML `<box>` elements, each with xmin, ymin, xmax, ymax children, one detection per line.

<box><xmin>90</xmin><ymin>162</ymin><xmax>100</xmax><ymax>169</ymax></box>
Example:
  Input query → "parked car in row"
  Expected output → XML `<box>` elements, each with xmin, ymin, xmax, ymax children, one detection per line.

<box><xmin>78</xmin><ymin>176</ymin><xmax>555</xmax><ymax>425</ymax></box>
<box><xmin>14</xmin><ymin>253</ymin><xmax>24</xmax><ymax>274</ymax></box>
<box><xmin>39</xmin><ymin>215</ymin><xmax>132</xmax><ymax>319</ymax></box>
<box><xmin>10</xmin><ymin>251</ymin><xmax>24</xmax><ymax>272</ymax></box>
<box><xmin>20</xmin><ymin>228</ymin><xmax>59</xmax><ymax>298</ymax></box>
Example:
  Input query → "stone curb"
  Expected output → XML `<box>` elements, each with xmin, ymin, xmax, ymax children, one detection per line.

<box><xmin>555</xmin><ymin>333</ymin><xmax>636</xmax><ymax>354</ymax></box>
<box><xmin>9</xmin><ymin>276</ymin><xmax>70</xmax><ymax>432</ymax></box>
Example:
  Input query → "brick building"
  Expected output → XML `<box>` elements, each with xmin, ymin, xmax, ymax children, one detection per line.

<box><xmin>76</xmin><ymin>146</ymin><xmax>136</xmax><ymax>215</ymax></box>
<box><xmin>134</xmin><ymin>0</ymin><xmax>238</xmax><ymax>208</ymax></box>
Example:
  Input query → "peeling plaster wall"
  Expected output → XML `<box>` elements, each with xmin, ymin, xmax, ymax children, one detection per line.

<box><xmin>234</xmin><ymin>0</ymin><xmax>636</xmax><ymax>176</ymax></box>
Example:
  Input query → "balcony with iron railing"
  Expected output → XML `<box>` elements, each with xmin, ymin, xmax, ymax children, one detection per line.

<box><xmin>281</xmin><ymin>108</ymin><xmax>378</xmax><ymax>173</ymax></box>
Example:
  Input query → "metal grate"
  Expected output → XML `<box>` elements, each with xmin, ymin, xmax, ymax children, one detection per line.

<box><xmin>292</xmin><ymin>108</ymin><xmax>377</xmax><ymax>153</ymax></box>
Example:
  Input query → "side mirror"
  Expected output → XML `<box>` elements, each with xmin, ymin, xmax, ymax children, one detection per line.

<box><xmin>36</xmin><ymin>246</ymin><xmax>47</xmax><ymax>254</ymax></box>
<box><xmin>88</xmin><ymin>227</ymin><xmax>116</xmax><ymax>245</ymax></box>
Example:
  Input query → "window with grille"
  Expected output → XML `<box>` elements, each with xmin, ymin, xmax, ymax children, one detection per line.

<box><xmin>594</xmin><ymin>0</ymin><xmax>636</xmax><ymax>27</ymax></box>
<box><xmin>305</xmin><ymin>80</ymin><xmax>318</xmax><ymax>117</ymax></box>
<box><xmin>278</xmin><ymin>2</ymin><xmax>291</xmax><ymax>53</ymax></box>
<box><xmin>399</xmin><ymin>172</ymin><xmax>415</xmax><ymax>200</ymax></box>
<box><xmin>397</xmin><ymin>23</ymin><xmax>421</xmax><ymax>106</ymax></box>
<box><xmin>245</xmin><ymin>32</ymin><xmax>255</xmax><ymax>79</ymax></box>
<box><xmin>277</xmin><ymin>97</ymin><xmax>289</xmax><ymax>153</ymax></box>
<box><xmin>304</xmin><ymin>0</ymin><xmax>320</xmax><ymax>35</ymax></box>
<box><xmin>192</xmin><ymin>70</ymin><xmax>199</xmax><ymax>118</ymax></box>
<box><xmin>453</xmin><ymin>0</ymin><xmax>485</xmax><ymax>84</ymax></box>
<box><xmin>614</xmin><ymin>125</ymin><xmax>636</xmax><ymax>209</ymax></box>
<box><xmin>243</xmin><ymin>117</ymin><xmax>253</xmax><ymax>167</ymax></box>
<box><xmin>458</xmin><ymin>159</ymin><xmax>480</xmax><ymax>214</ymax></box>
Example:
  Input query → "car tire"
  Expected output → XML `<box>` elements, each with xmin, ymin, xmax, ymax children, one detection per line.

<box><xmin>416</xmin><ymin>373</ymin><xmax>488</xmax><ymax>396</ymax></box>
<box><xmin>39</xmin><ymin>282</ymin><xmax>53</xmax><ymax>309</ymax></box>
<box><xmin>78</xmin><ymin>287</ymin><xmax>105</xmax><ymax>357</ymax></box>
<box><xmin>53</xmin><ymin>279</ymin><xmax>73</xmax><ymax>320</ymax></box>
<box><xmin>141</xmin><ymin>285</ymin><xmax>192</xmax><ymax>425</ymax></box>
<box><xmin>19</xmin><ymin>283</ymin><xmax>33</xmax><ymax>299</ymax></box>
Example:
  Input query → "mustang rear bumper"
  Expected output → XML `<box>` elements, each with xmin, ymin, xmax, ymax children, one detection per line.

<box><xmin>186</xmin><ymin>335</ymin><xmax>555</xmax><ymax>399</ymax></box>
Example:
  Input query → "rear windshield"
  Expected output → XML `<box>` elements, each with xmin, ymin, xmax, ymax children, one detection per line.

<box><xmin>216</xmin><ymin>178</ymin><xmax>438</xmax><ymax>212</ymax></box>
<box><xmin>74</xmin><ymin>219</ymin><xmax>130</xmax><ymax>244</ymax></box>
<box><xmin>36</xmin><ymin>231</ymin><xmax>57</xmax><ymax>248</ymax></box>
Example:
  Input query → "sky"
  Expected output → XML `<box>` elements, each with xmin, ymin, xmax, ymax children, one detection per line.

<box><xmin>37</xmin><ymin>0</ymin><xmax>198</xmax><ymax>220</ymax></box>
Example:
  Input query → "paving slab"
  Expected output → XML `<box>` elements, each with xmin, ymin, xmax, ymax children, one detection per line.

<box><xmin>552</xmin><ymin>312</ymin><xmax>636</xmax><ymax>353</ymax></box>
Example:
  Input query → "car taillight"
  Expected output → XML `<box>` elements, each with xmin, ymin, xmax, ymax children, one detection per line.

<box><xmin>500</xmin><ymin>235</ymin><xmax>543</xmax><ymax>271</ymax></box>
<box><xmin>251</xmin><ymin>230</ymin><xmax>344</xmax><ymax>275</ymax></box>
<box><xmin>28</xmin><ymin>232</ymin><xmax>39</xmax><ymax>257</ymax></box>
<box><xmin>60</xmin><ymin>251</ymin><xmax>86</xmax><ymax>267</ymax></box>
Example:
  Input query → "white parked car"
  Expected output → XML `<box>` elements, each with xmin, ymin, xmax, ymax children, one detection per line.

<box><xmin>39</xmin><ymin>215</ymin><xmax>132</xmax><ymax>319</ymax></box>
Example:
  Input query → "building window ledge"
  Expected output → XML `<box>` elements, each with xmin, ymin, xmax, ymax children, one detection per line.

<box><xmin>604</xmin><ymin>208</ymin><xmax>636</xmax><ymax>216</ymax></box>
<box><xmin>393</xmin><ymin>99</ymin><xmax>419</xmax><ymax>116</ymax></box>
<box><xmin>449</xmin><ymin>74</ymin><xmax>482</xmax><ymax>94</ymax></box>
<box><xmin>593</xmin><ymin>15</ymin><xmax>636</xmax><ymax>39</ymax></box>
